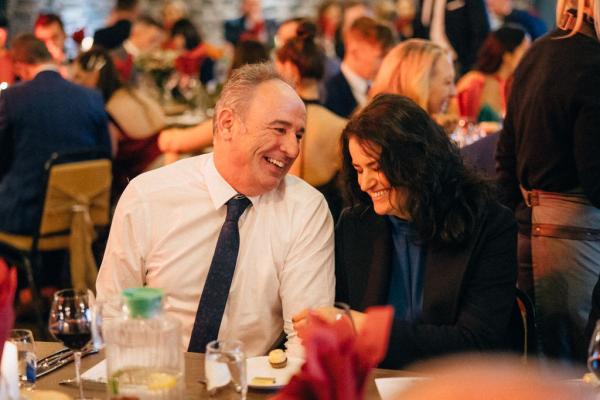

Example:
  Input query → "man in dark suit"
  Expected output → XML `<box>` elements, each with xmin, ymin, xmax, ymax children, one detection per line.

<box><xmin>93</xmin><ymin>0</ymin><xmax>140</xmax><ymax>50</ymax></box>
<box><xmin>0</xmin><ymin>35</ymin><xmax>111</xmax><ymax>235</ymax></box>
<box><xmin>224</xmin><ymin>0</ymin><xmax>277</xmax><ymax>48</ymax></box>
<box><xmin>413</xmin><ymin>0</ymin><xmax>490</xmax><ymax>75</ymax></box>
<box><xmin>324</xmin><ymin>16</ymin><xmax>393</xmax><ymax>118</ymax></box>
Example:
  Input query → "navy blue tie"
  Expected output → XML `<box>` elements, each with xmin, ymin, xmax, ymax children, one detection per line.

<box><xmin>188</xmin><ymin>195</ymin><xmax>252</xmax><ymax>352</ymax></box>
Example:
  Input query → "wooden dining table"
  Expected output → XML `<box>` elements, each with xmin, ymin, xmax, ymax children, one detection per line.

<box><xmin>34</xmin><ymin>341</ymin><xmax>412</xmax><ymax>399</ymax></box>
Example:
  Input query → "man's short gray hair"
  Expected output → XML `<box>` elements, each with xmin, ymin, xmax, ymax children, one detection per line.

<box><xmin>214</xmin><ymin>62</ymin><xmax>283</xmax><ymax>127</ymax></box>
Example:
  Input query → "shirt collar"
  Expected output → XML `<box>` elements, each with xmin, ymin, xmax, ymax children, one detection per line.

<box><xmin>340</xmin><ymin>62</ymin><xmax>370</xmax><ymax>106</ymax></box>
<box><xmin>202</xmin><ymin>153</ymin><xmax>259</xmax><ymax>210</ymax></box>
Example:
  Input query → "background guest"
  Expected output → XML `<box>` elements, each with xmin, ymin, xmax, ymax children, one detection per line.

<box><xmin>324</xmin><ymin>16</ymin><xmax>394</xmax><ymax>118</ymax></box>
<box><xmin>223</xmin><ymin>0</ymin><xmax>277</xmax><ymax>48</ymax></box>
<box><xmin>93</xmin><ymin>0</ymin><xmax>140</xmax><ymax>50</ymax></box>
<box><xmin>487</xmin><ymin>0</ymin><xmax>548</xmax><ymax>40</ymax></box>
<box><xmin>168</xmin><ymin>18</ymin><xmax>216</xmax><ymax>85</ymax></box>
<box><xmin>72</xmin><ymin>47</ymin><xmax>165</xmax><ymax>203</ymax></box>
<box><xmin>456</xmin><ymin>25</ymin><xmax>530</xmax><ymax>123</ymax></box>
<box><xmin>0</xmin><ymin>35</ymin><xmax>110</xmax><ymax>297</ymax></box>
<box><xmin>33</xmin><ymin>13</ymin><xmax>67</xmax><ymax>67</ymax></box>
<box><xmin>111</xmin><ymin>15</ymin><xmax>165</xmax><ymax>84</ymax></box>
<box><xmin>413</xmin><ymin>0</ymin><xmax>490</xmax><ymax>75</ymax></box>
<box><xmin>369</xmin><ymin>39</ymin><xmax>456</xmax><ymax>122</ymax></box>
<box><xmin>316</xmin><ymin>0</ymin><xmax>342</xmax><ymax>58</ymax></box>
<box><xmin>496</xmin><ymin>0</ymin><xmax>600</xmax><ymax>362</ymax></box>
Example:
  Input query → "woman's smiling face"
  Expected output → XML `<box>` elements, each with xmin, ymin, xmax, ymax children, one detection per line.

<box><xmin>348</xmin><ymin>136</ymin><xmax>410</xmax><ymax>219</ymax></box>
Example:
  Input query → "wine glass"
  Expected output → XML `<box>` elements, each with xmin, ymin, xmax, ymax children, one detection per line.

<box><xmin>48</xmin><ymin>288</ymin><xmax>94</xmax><ymax>399</ymax></box>
<box><xmin>588</xmin><ymin>320</ymin><xmax>600</xmax><ymax>379</ymax></box>
<box><xmin>333</xmin><ymin>301</ymin><xmax>356</xmax><ymax>333</ymax></box>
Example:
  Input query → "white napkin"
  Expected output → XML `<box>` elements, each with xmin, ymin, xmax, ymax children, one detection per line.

<box><xmin>375</xmin><ymin>377</ymin><xmax>428</xmax><ymax>400</ymax></box>
<box><xmin>0</xmin><ymin>341</ymin><xmax>19</xmax><ymax>400</ymax></box>
<box><xmin>81</xmin><ymin>359</ymin><xmax>108</xmax><ymax>383</ymax></box>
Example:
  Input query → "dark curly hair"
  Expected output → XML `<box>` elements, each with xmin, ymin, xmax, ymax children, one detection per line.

<box><xmin>341</xmin><ymin>94</ymin><xmax>492</xmax><ymax>247</ymax></box>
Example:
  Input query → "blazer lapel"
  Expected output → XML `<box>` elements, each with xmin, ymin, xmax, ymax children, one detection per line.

<box><xmin>422</xmin><ymin>212</ymin><xmax>485</xmax><ymax>323</ymax></box>
<box><xmin>348</xmin><ymin>210</ymin><xmax>392</xmax><ymax>310</ymax></box>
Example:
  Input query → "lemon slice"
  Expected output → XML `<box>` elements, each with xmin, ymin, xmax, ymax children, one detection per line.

<box><xmin>148</xmin><ymin>372</ymin><xmax>177</xmax><ymax>390</ymax></box>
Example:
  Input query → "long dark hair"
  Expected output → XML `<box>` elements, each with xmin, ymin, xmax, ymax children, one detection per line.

<box><xmin>75</xmin><ymin>46</ymin><xmax>122</xmax><ymax>102</ymax></box>
<box><xmin>475</xmin><ymin>25</ymin><xmax>527</xmax><ymax>74</ymax></box>
<box><xmin>341</xmin><ymin>94</ymin><xmax>492</xmax><ymax>247</ymax></box>
<box><xmin>170</xmin><ymin>18</ymin><xmax>202</xmax><ymax>50</ymax></box>
<box><xmin>275</xmin><ymin>20</ymin><xmax>325</xmax><ymax>80</ymax></box>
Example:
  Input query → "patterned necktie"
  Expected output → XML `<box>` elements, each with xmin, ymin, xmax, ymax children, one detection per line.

<box><xmin>188</xmin><ymin>195</ymin><xmax>252</xmax><ymax>352</ymax></box>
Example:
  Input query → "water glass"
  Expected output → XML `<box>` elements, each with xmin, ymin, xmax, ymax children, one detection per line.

<box><xmin>205</xmin><ymin>340</ymin><xmax>247</xmax><ymax>399</ymax></box>
<box><xmin>8</xmin><ymin>329</ymin><xmax>36</xmax><ymax>389</ymax></box>
<box><xmin>588</xmin><ymin>320</ymin><xmax>600</xmax><ymax>379</ymax></box>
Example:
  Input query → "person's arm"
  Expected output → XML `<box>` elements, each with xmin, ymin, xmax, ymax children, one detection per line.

<box><xmin>496</xmin><ymin>111</ymin><xmax>521</xmax><ymax>210</ymax></box>
<box><xmin>280</xmin><ymin>194</ymin><xmax>335</xmax><ymax>357</ymax></box>
<box><xmin>96</xmin><ymin>183</ymin><xmax>150</xmax><ymax>315</ymax></box>
<box><xmin>158</xmin><ymin>119</ymin><xmax>214</xmax><ymax>154</ymax></box>
<box><xmin>382</xmin><ymin>206</ymin><xmax>518</xmax><ymax>368</ymax></box>
<box><xmin>573</xmin><ymin>72</ymin><xmax>600</xmax><ymax>208</ymax></box>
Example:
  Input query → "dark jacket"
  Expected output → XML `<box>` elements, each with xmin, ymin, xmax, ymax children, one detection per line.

<box><xmin>223</xmin><ymin>16</ymin><xmax>278</xmax><ymax>47</ymax></box>
<box><xmin>496</xmin><ymin>29</ymin><xmax>600</xmax><ymax>212</ymax></box>
<box><xmin>413</xmin><ymin>0</ymin><xmax>489</xmax><ymax>74</ymax></box>
<box><xmin>0</xmin><ymin>70</ymin><xmax>110</xmax><ymax>234</ymax></box>
<box><xmin>323</xmin><ymin>71</ymin><xmax>358</xmax><ymax>119</ymax></box>
<box><xmin>335</xmin><ymin>201</ymin><xmax>518</xmax><ymax>368</ymax></box>
<box><xmin>93</xmin><ymin>19</ymin><xmax>132</xmax><ymax>50</ymax></box>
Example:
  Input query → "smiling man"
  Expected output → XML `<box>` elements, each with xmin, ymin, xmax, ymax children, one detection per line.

<box><xmin>96</xmin><ymin>63</ymin><xmax>334</xmax><ymax>356</ymax></box>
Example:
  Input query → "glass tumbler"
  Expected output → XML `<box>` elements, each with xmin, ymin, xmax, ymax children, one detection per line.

<box><xmin>205</xmin><ymin>340</ymin><xmax>247</xmax><ymax>399</ymax></box>
<box><xmin>8</xmin><ymin>329</ymin><xmax>36</xmax><ymax>389</ymax></box>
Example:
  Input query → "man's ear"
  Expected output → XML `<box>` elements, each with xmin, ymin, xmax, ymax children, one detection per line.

<box><xmin>215</xmin><ymin>107</ymin><xmax>235</xmax><ymax>141</ymax></box>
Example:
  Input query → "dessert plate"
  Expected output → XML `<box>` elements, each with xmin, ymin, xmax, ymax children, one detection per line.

<box><xmin>246</xmin><ymin>356</ymin><xmax>304</xmax><ymax>389</ymax></box>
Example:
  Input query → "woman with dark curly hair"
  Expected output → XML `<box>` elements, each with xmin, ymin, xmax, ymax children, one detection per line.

<box><xmin>294</xmin><ymin>94</ymin><xmax>518</xmax><ymax>368</ymax></box>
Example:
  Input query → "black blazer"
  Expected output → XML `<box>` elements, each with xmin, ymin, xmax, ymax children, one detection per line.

<box><xmin>323</xmin><ymin>72</ymin><xmax>358</xmax><ymax>119</ymax></box>
<box><xmin>413</xmin><ymin>0</ymin><xmax>489</xmax><ymax>74</ymax></box>
<box><xmin>93</xmin><ymin>20</ymin><xmax>132</xmax><ymax>50</ymax></box>
<box><xmin>335</xmin><ymin>201</ymin><xmax>517</xmax><ymax>368</ymax></box>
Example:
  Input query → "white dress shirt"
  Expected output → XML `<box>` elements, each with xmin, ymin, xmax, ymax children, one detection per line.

<box><xmin>96</xmin><ymin>153</ymin><xmax>335</xmax><ymax>357</ymax></box>
<box><xmin>340</xmin><ymin>62</ymin><xmax>370</xmax><ymax>108</ymax></box>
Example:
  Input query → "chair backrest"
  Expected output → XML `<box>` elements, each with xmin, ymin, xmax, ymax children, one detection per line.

<box><xmin>38</xmin><ymin>159</ymin><xmax>111</xmax><ymax>236</ymax></box>
<box><xmin>505</xmin><ymin>287</ymin><xmax>537</xmax><ymax>362</ymax></box>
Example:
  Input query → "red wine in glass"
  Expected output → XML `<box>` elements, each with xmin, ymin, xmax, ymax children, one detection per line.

<box><xmin>49</xmin><ymin>321</ymin><xmax>92</xmax><ymax>351</ymax></box>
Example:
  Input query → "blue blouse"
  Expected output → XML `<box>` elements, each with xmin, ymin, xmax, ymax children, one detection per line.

<box><xmin>387</xmin><ymin>217</ymin><xmax>427</xmax><ymax>321</ymax></box>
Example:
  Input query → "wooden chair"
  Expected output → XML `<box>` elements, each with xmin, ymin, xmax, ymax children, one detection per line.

<box><xmin>0</xmin><ymin>151</ymin><xmax>111</xmax><ymax>335</ymax></box>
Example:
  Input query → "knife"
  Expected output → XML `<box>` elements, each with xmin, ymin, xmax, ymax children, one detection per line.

<box><xmin>59</xmin><ymin>378</ymin><xmax>107</xmax><ymax>391</ymax></box>
<box><xmin>36</xmin><ymin>348</ymin><xmax>99</xmax><ymax>379</ymax></box>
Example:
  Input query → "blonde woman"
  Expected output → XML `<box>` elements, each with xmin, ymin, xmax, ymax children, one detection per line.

<box><xmin>369</xmin><ymin>38</ymin><xmax>456</xmax><ymax>119</ymax></box>
<box><xmin>497</xmin><ymin>0</ymin><xmax>600</xmax><ymax>362</ymax></box>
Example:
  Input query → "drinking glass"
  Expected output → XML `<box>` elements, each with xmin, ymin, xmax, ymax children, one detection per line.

<box><xmin>588</xmin><ymin>320</ymin><xmax>600</xmax><ymax>379</ymax></box>
<box><xmin>333</xmin><ymin>301</ymin><xmax>356</xmax><ymax>333</ymax></box>
<box><xmin>8</xmin><ymin>329</ymin><xmax>36</xmax><ymax>389</ymax></box>
<box><xmin>205</xmin><ymin>340</ymin><xmax>247</xmax><ymax>399</ymax></box>
<box><xmin>48</xmin><ymin>288</ymin><xmax>94</xmax><ymax>399</ymax></box>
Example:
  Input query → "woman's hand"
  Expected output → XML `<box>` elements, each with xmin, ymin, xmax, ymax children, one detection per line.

<box><xmin>158</xmin><ymin>128</ymin><xmax>183</xmax><ymax>153</ymax></box>
<box><xmin>292</xmin><ymin>307</ymin><xmax>366</xmax><ymax>333</ymax></box>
